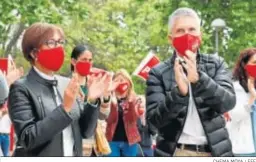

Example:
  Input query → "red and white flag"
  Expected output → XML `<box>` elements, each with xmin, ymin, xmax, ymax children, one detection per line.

<box><xmin>0</xmin><ymin>54</ymin><xmax>13</xmax><ymax>74</ymax></box>
<box><xmin>133</xmin><ymin>51</ymin><xmax>160</xmax><ymax>81</ymax></box>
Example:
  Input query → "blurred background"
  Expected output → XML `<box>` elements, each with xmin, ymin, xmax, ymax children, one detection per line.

<box><xmin>0</xmin><ymin>0</ymin><xmax>256</xmax><ymax>94</ymax></box>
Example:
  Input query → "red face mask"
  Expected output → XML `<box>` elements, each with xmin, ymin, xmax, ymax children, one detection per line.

<box><xmin>76</xmin><ymin>61</ymin><xmax>92</xmax><ymax>76</ymax></box>
<box><xmin>116</xmin><ymin>82</ymin><xmax>129</xmax><ymax>95</ymax></box>
<box><xmin>37</xmin><ymin>47</ymin><xmax>64</xmax><ymax>71</ymax></box>
<box><xmin>172</xmin><ymin>33</ymin><xmax>201</xmax><ymax>57</ymax></box>
<box><xmin>245</xmin><ymin>64</ymin><xmax>256</xmax><ymax>78</ymax></box>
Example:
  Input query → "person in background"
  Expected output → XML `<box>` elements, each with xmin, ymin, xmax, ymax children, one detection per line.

<box><xmin>9</xmin><ymin>125</ymin><xmax>15</xmax><ymax>156</ymax></box>
<box><xmin>136</xmin><ymin>95</ymin><xmax>157</xmax><ymax>157</ymax></box>
<box><xmin>0</xmin><ymin>70</ymin><xmax>10</xmax><ymax>157</ymax></box>
<box><xmin>228</xmin><ymin>48</ymin><xmax>256</xmax><ymax>156</ymax></box>
<box><xmin>106</xmin><ymin>69</ymin><xmax>143</xmax><ymax>157</ymax></box>
<box><xmin>0</xmin><ymin>96</ymin><xmax>11</xmax><ymax>157</ymax></box>
<box><xmin>69</xmin><ymin>45</ymin><xmax>112</xmax><ymax>156</ymax></box>
<box><xmin>8</xmin><ymin>22</ymin><xmax>101</xmax><ymax>156</ymax></box>
<box><xmin>0</xmin><ymin>63</ymin><xmax>23</xmax><ymax>156</ymax></box>
<box><xmin>146</xmin><ymin>7</ymin><xmax>236</xmax><ymax>157</ymax></box>
<box><xmin>6</xmin><ymin>58</ymin><xmax>24</xmax><ymax>156</ymax></box>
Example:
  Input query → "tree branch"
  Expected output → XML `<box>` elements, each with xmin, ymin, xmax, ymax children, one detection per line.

<box><xmin>4</xmin><ymin>23</ymin><xmax>25</xmax><ymax>57</ymax></box>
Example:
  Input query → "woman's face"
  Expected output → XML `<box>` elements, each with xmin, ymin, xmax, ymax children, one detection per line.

<box><xmin>246</xmin><ymin>54</ymin><xmax>256</xmax><ymax>66</ymax></box>
<box><xmin>244</xmin><ymin>53</ymin><xmax>256</xmax><ymax>80</ymax></box>
<box><xmin>72</xmin><ymin>50</ymin><xmax>93</xmax><ymax>75</ymax></box>
<box><xmin>114</xmin><ymin>74</ymin><xmax>128</xmax><ymax>85</ymax></box>
<box><xmin>76</xmin><ymin>51</ymin><xmax>93</xmax><ymax>63</ymax></box>
<box><xmin>114</xmin><ymin>74</ymin><xmax>130</xmax><ymax>96</ymax></box>
<box><xmin>33</xmin><ymin>31</ymin><xmax>65</xmax><ymax>74</ymax></box>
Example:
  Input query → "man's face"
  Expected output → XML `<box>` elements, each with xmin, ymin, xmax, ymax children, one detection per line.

<box><xmin>168</xmin><ymin>16</ymin><xmax>202</xmax><ymax>44</ymax></box>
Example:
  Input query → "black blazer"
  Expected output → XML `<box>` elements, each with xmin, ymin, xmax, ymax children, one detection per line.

<box><xmin>8</xmin><ymin>68</ymin><xmax>100</xmax><ymax>156</ymax></box>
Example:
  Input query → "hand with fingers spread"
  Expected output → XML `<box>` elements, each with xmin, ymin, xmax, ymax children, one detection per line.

<box><xmin>87</xmin><ymin>73</ymin><xmax>108</xmax><ymax>103</ymax></box>
<box><xmin>102</xmin><ymin>75</ymin><xmax>121</xmax><ymax>100</ymax></box>
<box><xmin>63</xmin><ymin>73</ymin><xmax>80</xmax><ymax>112</ymax></box>
<box><xmin>110</xmin><ymin>79</ymin><xmax>121</xmax><ymax>92</ymax></box>
<box><xmin>182</xmin><ymin>50</ymin><xmax>199</xmax><ymax>84</ymax></box>
<box><xmin>174</xmin><ymin>58</ymin><xmax>188</xmax><ymax>96</ymax></box>
<box><xmin>103</xmin><ymin>72</ymin><xmax>114</xmax><ymax>98</ymax></box>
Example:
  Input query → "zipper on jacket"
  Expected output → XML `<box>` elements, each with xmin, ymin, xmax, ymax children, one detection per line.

<box><xmin>162</xmin><ymin>67</ymin><xmax>189</xmax><ymax>155</ymax></box>
<box><xmin>61</xmin><ymin>130</ymin><xmax>64</xmax><ymax>156</ymax></box>
<box><xmin>50</xmin><ymin>85</ymin><xmax>64</xmax><ymax>156</ymax></box>
<box><xmin>172</xmin><ymin>84</ymin><xmax>213</xmax><ymax>156</ymax></box>
<box><xmin>73</xmin><ymin>141</ymin><xmax>78</xmax><ymax>156</ymax></box>
<box><xmin>172</xmin><ymin>99</ymin><xmax>189</xmax><ymax>155</ymax></box>
<box><xmin>71</xmin><ymin>124</ymin><xmax>79</xmax><ymax>156</ymax></box>
<box><xmin>37</xmin><ymin>96</ymin><xmax>45</xmax><ymax>118</ymax></box>
<box><xmin>54</xmin><ymin>86</ymin><xmax>78</xmax><ymax>156</ymax></box>
<box><xmin>194</xmin><ymin>58</ymin><xmax>213</xmax><ymax>154</ymax></box>
<box><xmin>192</xmin><ymin>92</ymin><xmax>213</xmax><ymax>155</ymax></box>
<box><xmin>52</xmin><ymin>86</ymin><xmax>60</xmax><ymax>107</ymax></box>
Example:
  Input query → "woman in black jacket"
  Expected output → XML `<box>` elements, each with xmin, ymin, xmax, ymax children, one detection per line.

<box><xmin>8</xmin><ymin>22</ymin><xmax>102</xmax><ymax>156</ymax></box>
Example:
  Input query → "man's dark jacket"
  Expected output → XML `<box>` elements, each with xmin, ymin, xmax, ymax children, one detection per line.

<box><xmin>146</xmin><ymin>53</ymin><xmax>236</xmax><ymax>157</ymax></box>
<box><xmin>8</xmin><ymin>68</ymin><xmax>99</xmax><ymax>156</ymax></box>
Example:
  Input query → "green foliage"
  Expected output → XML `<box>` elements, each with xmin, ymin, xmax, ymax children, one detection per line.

<box><xmin>1</xmin><ymin>0</ymin><xmax>256</xmax><ymax>94</ymax></box>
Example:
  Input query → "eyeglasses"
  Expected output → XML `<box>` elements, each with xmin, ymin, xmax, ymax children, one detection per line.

<box><xmin>44</xmin><ymin>39</ymin><xmax>67</xmax><ymax>48</ymax></box>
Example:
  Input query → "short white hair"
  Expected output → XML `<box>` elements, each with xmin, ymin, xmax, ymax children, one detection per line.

<box><xmin>168</xmin><ymin>7</ymin><xmax>201</xmax><ymax>34</ymax></box>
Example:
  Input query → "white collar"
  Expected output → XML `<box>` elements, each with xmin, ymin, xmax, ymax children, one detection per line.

<box><xmin>33</xmin><ymin>66</ymin><xmax>55</xmax><ymax>81</ymax></box>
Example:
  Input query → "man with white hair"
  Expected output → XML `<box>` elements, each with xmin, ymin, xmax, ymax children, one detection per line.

<box><xmin>146</xmin><ymin>7</ymin><xmax>236</xmax><ymax>157</ymax></box>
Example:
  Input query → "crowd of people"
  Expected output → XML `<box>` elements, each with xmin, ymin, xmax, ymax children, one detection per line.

<box><xmin>0</xmin><ymin>7</ymin><xmax>256</xmax><ymax>157</ymax></box>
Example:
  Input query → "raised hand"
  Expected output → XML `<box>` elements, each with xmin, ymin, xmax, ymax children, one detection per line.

<box><xmin>102</xmin><ymin>72</ymin><xmax>114</xmax><ymax>98</ymax></box>
<box><xmin>223</xmin><ymin>112</ymin><xmax>231</xmax><ymax>122</ymax></box>
<box><xmin>63</xmin><ymin>73</ymin><xmax>80</xmax><ymax>112</ymax></box>
<box><xmin>87</xmin><ymin>73</ymin><xmax>107</xmax><ymax>102</ymax></box>
<box><xmin>174</xmin><ymin>57</ymin><xmax>188</xmax><ymax>96</ymax></box>
<box><xmin>182</xmin><ymin>50</ymin><xmax>199</xmax><ymax>84</ymax></box>
<box><xmin>109</xmin><ymin>79</ymin><xmax>121</xmax><ymax>92</ymax></box>
<box><xmin>135</xmin><ymin>97</ymin><xmax>145</xmax><ymax>118</ymax></box>
<box><xmin>5</xmin><ymin>60</ymin><xmax>24</xmax><ymax>86</ymax></box>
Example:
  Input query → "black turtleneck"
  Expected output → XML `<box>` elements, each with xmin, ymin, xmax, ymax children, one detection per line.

<box><xmin>112</xmin><ymin>98</ymin><xmax>128</xmax><ymax>142</ymax></box>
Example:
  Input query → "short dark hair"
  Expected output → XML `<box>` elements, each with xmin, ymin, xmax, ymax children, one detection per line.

<box><xmin>233</xmin><ymin>48</ymin><xmax>256</xmax><ymax>92</ymax></box>
<box><xmin>70</xmin><ymin>45</ymin><xmax>90</xmax><ymax>71</ymax></box>
<box><xmin>22</xmin><ymin>22</ymin><xmax>65</xmax><ymax>62</ymax></box>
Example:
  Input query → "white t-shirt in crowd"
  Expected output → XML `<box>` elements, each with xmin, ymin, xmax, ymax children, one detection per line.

<box><xmin>0</xmin><ymin>114</ymin><xmax>11</xmax><ymax>134</ymax></box>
